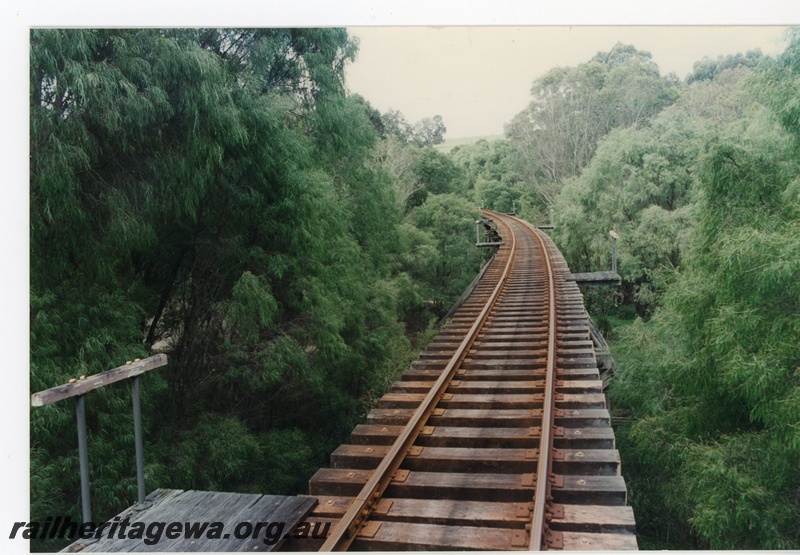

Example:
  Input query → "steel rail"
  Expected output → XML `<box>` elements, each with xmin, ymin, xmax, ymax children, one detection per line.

<box><xmin>319</xmin><ymin>212</ymin><xmax>518</xmax><ymax>551</ymax></box>
<box><xmin>513</xmin><ymin>216</ymin><xmax>558</xmax><ymax>550</ymax></box>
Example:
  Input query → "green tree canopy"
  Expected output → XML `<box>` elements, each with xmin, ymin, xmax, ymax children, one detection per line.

<box><xmin>608</xmin><ymin>32</ymin><xmax>800</xmax><ymax>549</ymax></box>
<box><xmin>408</xmin><ymin>194</ymin><xmax>484</xmax><ymax>313</ymax></box>
<box><xmin>505</xmin><ymin>43</ymin><xmax>680</xmax><ymax>205</ymax></box>
<box><xmin>412</xmin><ymin>115</ymin><xmax>447</xmax><ymax>146</ymax></box>
<box><xmin>552</xmin><ymin>62</ymin><xmax>762</xmax><ymax>315</ymax></box>
<box><xmin>28</xmin><ymin>28</ymin><xmax>439</xmax><ymax>551</ymax></box>
<box><xmin>686</xmin><ymin>49</ymin><xmax>765</xmax><ymax>84</ymax></box>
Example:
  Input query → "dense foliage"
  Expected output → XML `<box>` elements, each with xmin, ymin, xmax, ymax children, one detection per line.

<box><xmin>496</xmin><ymin>36</ymin><xmax>800</xmax><ymax>549</ymax></box>
<box><xmin>379</xmin><ymin>108</ymin><xmax>447</xmax><ymax>146</ymax></box>
<box><xmin>30</xmin><ymin>28</ymin><xmax>480</xmax><ymax>552</ymax></box>
<box><xmin>30</xmin><ymin>28</ymin><xmax>800</xmax><ymax>552</ymax></box>
<box><xmin>686</xmin><ymin>49</ymin><xmax>765</xmax><ymax>84</ymax></box>
<box><xmin>553</xmin><ymin>66</ymin><xmax>762</xmax><ymax>315</ymax></box>
<box><xmin>505</xmin><ymin>43</ymin><xmax>680</xmax><ymax>206</ymax></box>
<box><xmin>436</xmin><ymin>35</ymin><xmax>799</xmax><ymax>551</ymax></box>
<box><xmin>609</xmin><ymin>33</ymin><xmax>800</xmax><ymax>549</ymax></box>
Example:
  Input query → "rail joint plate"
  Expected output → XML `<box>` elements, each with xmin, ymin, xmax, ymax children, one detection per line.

<box><xmin>511</xmin><ymin>530</ymin><xmax>528</xmax><ymax>547</ymax></box>
<box><xmin>545</xmin><ymin>530</ymin><xmax>564</xmax><ymax>549</ymax></box>
<box><xmin>546</xmin><ymin>503</ymin><xmax>565</xmax><ymax>520</ymax></box>
<box><xmin>372</xmin><ymin>499</ymin><xmax>393</xmax><ymax>515</ymax></box>
<box><xmin>358</xmin><ymin>521</ymin><xmax>382</xmax><ymax>539</ymax></box>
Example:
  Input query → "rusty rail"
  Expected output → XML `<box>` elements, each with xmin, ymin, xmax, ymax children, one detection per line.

<box><xmin>319</xmin><ymin>212</ymin><xmax>518</xmax><ymax>550</ymax></box>
<box><xmin>306</xmin><ymin>212</ymin><xmax>637</xmax><ymax>551</ymax></box>
<box><xmin>519</xmin><ymin>216</ymin><xmax>559</xmax><ymax>550</ymax></box>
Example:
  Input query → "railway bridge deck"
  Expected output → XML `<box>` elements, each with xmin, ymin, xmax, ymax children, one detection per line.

<box><xmin>50</xmin><ymin>211</ymin><xmax>636</xmax><ymax>552</ymax></box>
<box><xmin>297</xmin><ymin>211</ymin><xmax>637</xmax><ymax>551</ymax></box>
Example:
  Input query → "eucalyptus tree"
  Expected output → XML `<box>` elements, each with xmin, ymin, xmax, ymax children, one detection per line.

<box><xmin>553</xmin><ymin>64</ymin><xmax>761</xmax><ymax>315</ymax></box>
<box><xmin>686</xmin><ymin>49</ymin><xmax>765</xmax><ymax>83</ymax></box>
<box><xmin>505</xmin><ymin>43</ymin><xmax>680</xmax><ymax>205</ymax></box>
<box><xmin>412</xmin><ymin>115</ymin><xmax>447</xmax><ymax>146</ymax></box>
<box><xmin>382</xmin><ymin>109</ymin><xmax>414</xmax><ymax>142</ymax></box>
<box><xmin>608</xmin><ymin>33</ymin><xmax>800</xmax><ymax>549</ymax></box>
<box><xmin>408</xmin><ymin>194</ymin><xmax>484</xmax><ymax>315</ymax></box>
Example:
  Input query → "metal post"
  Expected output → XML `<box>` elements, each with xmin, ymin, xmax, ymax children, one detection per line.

<box><xmin>609</xmin><ymin>230</ymin><xmax>619</xmax><ymax>273</ymax></box>
<box><xmin>132</xmin><ymin>376</ymin><xmax>145</xmax><ymax>504</ymax></box>
<box><xmin>475</xmin><ymin>220</ymin><xmax>482</xmax><ymax>244</ymax></box>
<box><xmin>75</xmin><ymin>395</ymin><xmax>91</xmax><ymax>523</ymax></box>
<box><xmin>612</xmin><ymin>239</ymin><xmax>617</xmax><ymax>273</ymax></box>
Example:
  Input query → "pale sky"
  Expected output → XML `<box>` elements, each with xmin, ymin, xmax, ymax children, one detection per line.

<box><xmin>346</xmin><ymin>26</ymin><xmax>790</xmax><ymax>139</ymax></box>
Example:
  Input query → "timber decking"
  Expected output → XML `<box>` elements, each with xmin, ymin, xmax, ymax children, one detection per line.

<box><xmin>63</xmin><ymin>489</ymin><xmax>317</xmax><ymax>552</ymax></box>
<box><xmin>566</xmin><ymin>271</ymin><xmax>622</xmax><ymax>287</ymax></box>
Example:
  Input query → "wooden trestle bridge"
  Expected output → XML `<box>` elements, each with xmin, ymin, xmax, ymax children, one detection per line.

<box><xmin>296</xmin><ymin>210</ymin><xmax>637</xmax><ymax>551</ymax></box>
<box><xmin>41</xmin><ymin>210</ymin><xmax>635</xmax><ymax>552</ymax></box>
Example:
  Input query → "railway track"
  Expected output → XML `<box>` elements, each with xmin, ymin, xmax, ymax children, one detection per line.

<box><xmin>300</xmin><ymin>211</ymin><xmax>637</xmax><ymax>551</ymax></box>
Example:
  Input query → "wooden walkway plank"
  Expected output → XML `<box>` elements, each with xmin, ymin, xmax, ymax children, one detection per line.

<box><xmin>550</xmin><ymin>504</ymin><xmax>636</xmax><ymax>533</ymax></box>
<box><xmin>229</xmin><ymin>495</ymin><xmax>317</xmax><ymax>552</ymax></box>
<box><xmin>64</xmin><ymin>489</ymin><xmax>317</xmax><ymax>553</ymax></box>
<box><xmin>566</xmin><ymin>271</ymin><xmax>622</xmax><ymax>287</ymax></box>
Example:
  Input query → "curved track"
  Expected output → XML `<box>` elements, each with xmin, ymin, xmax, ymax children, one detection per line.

<box><xmin>304</xmin><ymin>211</ymin><xmax>637</xmax><ymax>551</ymax></box>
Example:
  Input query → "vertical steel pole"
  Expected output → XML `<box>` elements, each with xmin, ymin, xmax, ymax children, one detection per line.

<box><xmin>132</xmin><ymin>376</ymin><xmax>145</xmax><ymax>504</ymax></box>
<box><xmin>476</xmin><ymin>221</ymin><xmax>481</xmax><ymax>244</ymax></box>
<box><xmin>75</xmin><ymin>395</ymin><xmax>91</xmax><ymax>523</ymax></box>
<box><xmin>612</xmin><ymin>237</ymin><xmax>617</xmax><ymax>273</ymax></box>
